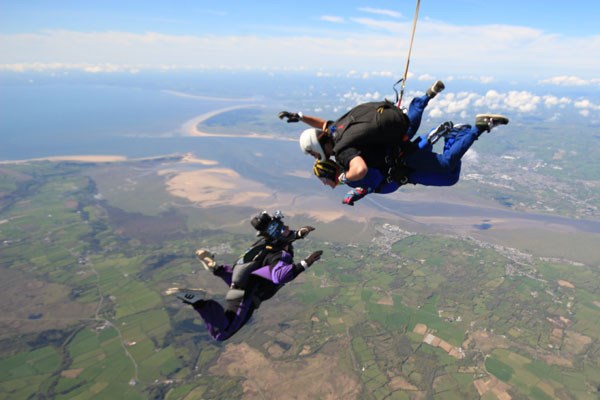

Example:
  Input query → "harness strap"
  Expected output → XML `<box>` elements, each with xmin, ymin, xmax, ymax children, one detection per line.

<box><xmin>378</xmin><ymin>138</ymin><xmax>418</xmax><ymax>189</ymax></box>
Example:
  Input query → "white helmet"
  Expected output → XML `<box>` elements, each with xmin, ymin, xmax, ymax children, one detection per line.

<box><xmin>299</xmin><ymin>128</ymin><xmax>326</xmax><ymax>161</ymax></box>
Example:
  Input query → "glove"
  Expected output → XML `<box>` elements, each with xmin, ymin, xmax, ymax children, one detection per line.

<box><xmin>302</xmin><ymin>250</ymin><xmax>323</xmax><ymax>268</ymax></box>
<box><xmin>342</xmin><ymin>187</ymin><xmax>370</xmax><ymax>206</ymax></box>
<box><xmin>278</xmin><ymin>111</ymin><xmax>302</xmax><ymax>123</ymax></box>
<box><xmin>296</xmin><ymin>226</ymin><xmax>315</xmax><ymax>239</ymax></box>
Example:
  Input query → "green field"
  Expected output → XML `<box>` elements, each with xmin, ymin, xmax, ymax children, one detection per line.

<box><xmin>0</xmin><ymin>160</ymin><xmax>599</xmax><ymax>399</ymax></box>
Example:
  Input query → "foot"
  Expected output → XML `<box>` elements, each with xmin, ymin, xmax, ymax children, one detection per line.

<box><xmin>176</xmin><ymin>289</ymin><xmax>206</xmax><ymax>305</ymax></box>
<box><xmin>426</xmin><ymin>121</ymin><xmax>454</xmax><ymax>144</ymax></box>
<box><xmin>426</xmin><ymin>80</ymin><xmax>445</xmax><ymax>98</ymax></box>
<box><xmin>195</xmin><ymin>249</ymin><xmax>217</xmax><ymax>272</ymax></box>
<box><xmin>475</xmin><ymin>114</ymin><xmax>509</xmax><ymax>133</ymax></box>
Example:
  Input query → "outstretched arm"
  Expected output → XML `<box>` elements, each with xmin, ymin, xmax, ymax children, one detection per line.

<box><xmin>252</xmin><ymin>250</ymin><xmax>323</xmax><ymax>284</ymax></box>
<box><xmin>301</xmin><ymin>114</ymin><xmax>329</xmax><ymax>131</ymax></box>
<box><xmin>279</xmin><ymin>111</ymin><xmax>328</xmax><ymax>131</ymax></box>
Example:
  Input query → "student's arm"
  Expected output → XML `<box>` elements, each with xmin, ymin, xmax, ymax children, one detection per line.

<box><xmin>343</xmin><ymin>155</ymin><xmax>368</xmax><ymax>181</ymax></box>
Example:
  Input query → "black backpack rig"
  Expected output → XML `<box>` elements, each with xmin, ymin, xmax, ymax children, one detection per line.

<box><xmin>330</xmin><ymin>100</ymin><xmax>417</xmax><ymax>188</ymax></box>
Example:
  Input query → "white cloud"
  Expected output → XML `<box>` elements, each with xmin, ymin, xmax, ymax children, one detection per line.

<box><xmin>349</xmin><ymin>17</ymin><xmax>405</xmax><ymax>32</ymax></box>
<box><xmin>452</xmin><ymin>75</ymin><xmax>495</xmax><ymax>84</ymax></box>
<box><xmin>428</xmin><ymin>108</ymin><xmax>445</xmax><ymax>119</ymax></box>
<box><xmin>574</xmin><ymin>99</ymin><xmax>600</xmax><ymax>110</ymax></box>
<box><xmin>358</xmin><ymin>7</ymin><xmax>403</xmax><ymax>19</ymax></box>
<box><xmin>417</xmin><ymin>74</ymin><xmax>435</xmax><ymax>82</ymax></box>
<box><xmin>543</xmin><ymin>95</ymin><xmax>571</xmax><ymax>108</ymax></box>
<box><xmin>414</xmin><ymin>89</ymin><xmax>598</xmax><ymax>120</ymax></box>
<box><xmin>504</xmin><ymin>90</ymin><xmax>541</xmax><ymax>113</ymax></box>
<box><xmin>0</xmin><ymin>62</ymin><xmax>143</xmax><ymax>73</ymax></box>
<box><xmin>0</xmin><ymin>20</ymin><xmax>599</xmax><ymax>82</ymax></box>
<box><xmin>539</xmin><ymin>76</ymin><xmax>589</xmax><ymax>86</ymax></box>
<box><xmin>340</xmin><ymin>90</ymin><xmax>385</xmax><ymax>106</ymax></box>
<box><xmin>320</xmin><ymin>15</ymin><xmax>345</xmax><ymax>24</ymax></box>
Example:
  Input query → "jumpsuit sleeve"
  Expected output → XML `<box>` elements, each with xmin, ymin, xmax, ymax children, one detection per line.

<box><xmin>251</xmin><ymin>251</ymin><xmax>305</xmax><ymax>285</ymax></box>
<box><xmin>344</xmin><ymin>167</ymin><xmax>399</xmax><ymax>194</ymax></box>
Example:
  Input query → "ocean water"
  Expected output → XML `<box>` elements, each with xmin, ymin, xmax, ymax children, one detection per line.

<box><xmin>0</xmin><ymin>80</ymin><xmax>215</xmax><ymax>160</ymax></box>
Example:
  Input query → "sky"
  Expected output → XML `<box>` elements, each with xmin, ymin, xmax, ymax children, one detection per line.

<box><xmin>1</xmin><ymin>0</ymin><xmax>599</xmax><ymax>86</ymax></box>
<box><xmin>1</xmin><ymin>0</ymin><xmax>599</xmax><ymax>124</ymax></box>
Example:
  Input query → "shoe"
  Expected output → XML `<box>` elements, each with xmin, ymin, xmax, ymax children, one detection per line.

<box><xmin>426</xmin><ymin>80</ymin><xmax>445</xmax><ymax>98</ymax></box>
<box><xmin>426</xmin><ymin>121</ymin><xmax>454</xmax><ymax>144</ymax></box>
<box><xmin>176</xmin><ymin>289</ymin><xmax>206</xmax><ymax>305</ymax></box>
<box><xmin>452</xmin><ymin>123</ymin><xmax>470</xmax><ymax>130</ymax></box>
<box><xmin>195</xmin><ymin>249</ymin><xmax>216</xmax><ymax>272</ymax></box>
<box><xmin>475</xmin><ymin>114</ymin><xmax>509</xmax><ymax>133</ymax></box>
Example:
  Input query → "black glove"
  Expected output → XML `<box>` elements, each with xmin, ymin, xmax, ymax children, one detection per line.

<box><xmin>296</xmin><ymin>226</ymin><xmax>315</xmax><ymax>239</ymax></box>
<box><xmin>303</xmin><ymin>250</ymin><xmax>323</xmax><ymax>268</ymax></box>
<box><xmin>278</xmin><ymin>111</ymin><xmax>302</xmax><ymax>123</ymax></box>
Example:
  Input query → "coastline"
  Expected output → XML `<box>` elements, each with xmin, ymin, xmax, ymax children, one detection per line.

<box><xmin>182</xmin><ymin>104</ymin><xmax>295</xmax><ymax>141</ymax></box>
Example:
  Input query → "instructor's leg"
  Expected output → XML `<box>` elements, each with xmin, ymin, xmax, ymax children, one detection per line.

<box><xmin>404</xmin><ymin>125</ymin><xmax>478</xmax><ymax>173</ymax></box>
<box><xmin>405</xmin><ymin>95</ymin><xmax>430</xmax><ymax>139</ymax></box>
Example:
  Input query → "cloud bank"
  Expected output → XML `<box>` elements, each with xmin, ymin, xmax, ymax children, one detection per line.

<box><xmin>1</xmin><ymin>16</ymin><xmax>599</xmax><ymax>82</ymax></box>
<box><xmin>328</xmin><ymin>87</ymin><xmax>599</xmax><ymax>121</ymax></box>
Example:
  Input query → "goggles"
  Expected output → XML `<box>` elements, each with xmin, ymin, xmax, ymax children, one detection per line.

<box><xmin>265</xmin><ymin>219</ymin><xmax>285</xmax><ymax>240</ymax></box>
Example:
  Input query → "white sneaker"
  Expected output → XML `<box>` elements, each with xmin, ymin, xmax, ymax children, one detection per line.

<box><xmin>426</xmin><ymin>121</ymin><xmax>454</xmax><ymax>144</ymax></box>
<box><xmin>426</xmin><ymin>80</ymin><xmax>445</xmax><ymax>98</ymax></box>
<box><xmin>475</xmin><ymin>114</ymin><xmax>509</xmax><ymax>133</ymax></box>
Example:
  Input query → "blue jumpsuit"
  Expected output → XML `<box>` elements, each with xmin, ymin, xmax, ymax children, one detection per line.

<box><xmin>343</xmin><ymin>94</ymin><xmax>480</xmax><ymax>197</ymax></box>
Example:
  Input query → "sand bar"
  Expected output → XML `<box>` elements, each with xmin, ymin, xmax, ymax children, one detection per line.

<box><xmin>183</xmin><ymin>105</ymin><xmax>294</xmax><ymax>141</ymax></box>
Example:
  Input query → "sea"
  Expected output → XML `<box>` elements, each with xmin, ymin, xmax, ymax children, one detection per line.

<box><xmin>0</xmin><ymin>77</ymin><xmax>220</xmax><ymax>160</ymax></box>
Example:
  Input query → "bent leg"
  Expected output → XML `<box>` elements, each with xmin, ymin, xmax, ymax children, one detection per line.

<box><xmin>408</xmin><ymin>168</ymin><xmax>460</xmax><ymax>186</ymax></box>
<box><xmin>213</xmin><ymin>264</ymin><xmax>234</xmax><ymax>286</ymax></box>
<box><xmin>405</xmin><ymin>95</ymin><xmax>430</xmax><ymax>139</ymax></box>
<box><xmin>193</xmin><ymin>297</ymin><xmax>255</xmax><ymax>341</ymax></box>
<box><xmin>404</xmin><ymin>125</ymin><xmax>478</xmax><ymax>173</ymax></box>
<box><xmin>192</xmin><ymin>299</ymin><xmax>232</xmax><ymax>340</ymax></box>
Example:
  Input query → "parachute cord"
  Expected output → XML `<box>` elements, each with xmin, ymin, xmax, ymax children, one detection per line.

<box><xmin>397</xmin><ymin>0</ymin><xmax>421</xmax><ymax>107</ymax></box>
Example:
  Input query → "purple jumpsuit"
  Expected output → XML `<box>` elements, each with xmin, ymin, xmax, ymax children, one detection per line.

<box><xmin>191</xmin><ymin>250</ymin><xmax>305</xmax><ymax>341</ymax></box>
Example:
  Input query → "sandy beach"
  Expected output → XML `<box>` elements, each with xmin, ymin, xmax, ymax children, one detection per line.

<box><xmin>165</xmin><ymin>167</ymin><xmax>272</xmax><ymax>207</ymax></box>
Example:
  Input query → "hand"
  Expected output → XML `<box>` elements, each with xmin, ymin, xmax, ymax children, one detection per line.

<box><xmin>296</xmin><ymin>226</ymin><xmax>315</xmax><ymax>239</ymax></box>
<box><xmin>303</xmin><ymin>250</ymin><xmax>323</xmax><ymax>267</ymax></box>
<box><xmin>342</xmin><ymin>187</ymin><xmax>369</xmax><ymax>206</ymax></box>
<box><xmin>278</xmin><ymin>111</ymin><xmax>302</xmax><ymax>123</ymax></box>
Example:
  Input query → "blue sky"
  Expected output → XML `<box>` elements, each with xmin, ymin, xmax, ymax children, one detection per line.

<box><xmin>1</xmin><ymin>1</ymin><xmax>599</xmax><ymax>85</ymax></box>
<box><xmin>1</xmin><ymin>1</ymin><xmax>599</xmax><ymax>36</ymax></box>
